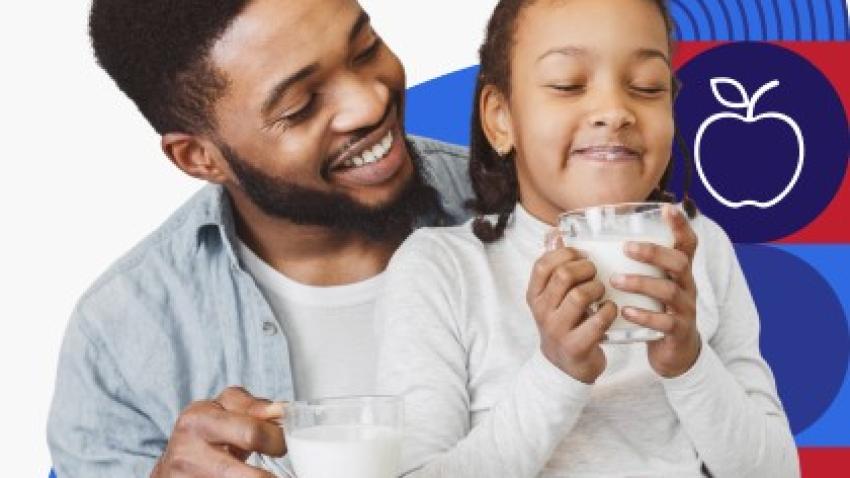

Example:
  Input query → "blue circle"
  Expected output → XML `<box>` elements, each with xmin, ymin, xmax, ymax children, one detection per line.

<box><xmin>670</xmin><ymin>42</ymin><xmax>848</xmax><ymax>243</ymax></box>
<box><xmin>736</xmin><ymin>244</ymin><xmax>849</xmax><ymax>434</ymax></box>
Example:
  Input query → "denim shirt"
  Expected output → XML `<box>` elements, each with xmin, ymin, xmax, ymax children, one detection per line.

<box><xmin>47</xmin><ymin>136</ymin><xmax>473</xmax><ymax>478</ymax></box>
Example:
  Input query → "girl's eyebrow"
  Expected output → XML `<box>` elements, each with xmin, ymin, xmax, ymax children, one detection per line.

<box><xmin>536</xmin><ymin>46</ymin><xmax>588</xmax><ymax>63</ymax></box>
<box><xmin>633</xmin><ymin>47</ymin><xmax>670</xmax><ymax>66</ymax></box>
<box><xmin>536</xmin><ymin>46</ymin><xmax>670</xmax><ymax>67</ymax></box>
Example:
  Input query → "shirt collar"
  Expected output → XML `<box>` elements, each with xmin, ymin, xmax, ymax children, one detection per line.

<box><xmin>193</xmin><ymin>184</ymin><xmax>242</xmax><ymax>268</ymax></box>
<box><xmin>506</xmin><ymin>203</ymin><xmax>558</xmax><ymax>257</ymax></box>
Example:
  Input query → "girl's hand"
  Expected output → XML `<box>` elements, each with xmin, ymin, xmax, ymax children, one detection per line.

<box><xmin>611</xmin><ymin>205</ymin><xmax>701</xmax><ymax>378</ymax></box>
<box><xmin>527</xmin><ymin>243</ymin><xmax>617</xmax><ymax>384</ymax></box>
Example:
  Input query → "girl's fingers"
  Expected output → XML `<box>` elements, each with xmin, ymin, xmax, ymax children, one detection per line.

<box><xmin>664</xmin><ymin>204</ymin><xmax>698</xmax><ymax>261</ymax></box>
<box><xmin>568</xmin><ymin>301</ymin><xmax>618</xmax><ymax>354</ymax></box>
<box><xmin>624</xmin><ymin>241</ymin><xmax>689</xmax><ymax>278</ymax></box>
<box><xmin>610</xmin><ymin>274</ymin><xmax>685</xmax><ymax>309</ymax></box>
<box><xmin>621</xmin><ymin>306</ymin><xmax>677</xmax><ymax>335</ymax></box>
<box><xmin>547</xmin><ymin>279</ymin><xmax>606</xmax><ymax>331</ymax></box>
<box><xmin>526</xmin><ymin>247</ymin><xmax>585</xmax><ymax>303</ymax></box>
<box><xmin>536</xmin><ymin>260</ymin><xmax>597</xmax><ymax>312</ymax></box>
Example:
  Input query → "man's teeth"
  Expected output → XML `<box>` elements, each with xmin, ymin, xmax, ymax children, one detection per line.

<box><xmin>341</xmin><ymin>131</ymin><xmax>394</xmax><ymax>169</ymax></box>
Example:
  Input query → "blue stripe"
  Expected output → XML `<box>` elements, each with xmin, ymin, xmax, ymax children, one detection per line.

<box><xmin>764</xmin><ymin>0</ymin><xmax>782</xmax><ymax>40</ymax></box>
<box><xmin>716</xmin><ymin>0</ymin><xmax>742</xmax><ymax>39</ymax></box>
<box><xmin>824</xmin><ymin>0</ymin><xmax>835</xmax><ymax>40</ymax></box>
<box><xmin>709</xmin><ymin>0</ymin><xmax>737</xmax><ymax>40</ymax></box>
<box><xmin>673</xmin><ymin>0</ymin><xmax>849</xmax><ymax>41</ymax></box>
<box><xmin>802</xmin><ymin>0</ymin><xmax>817</xmax><ymax>40</ymax></box>
<box><xmin>790</xmin><ymin>0</ymin><xmax>804</xmax><ymax>40</ymax></box>
<box><xmin>761</xmin><ymin>0</ymin><xmax>781</xmax><ymax>39</ymax></box>
<box><xmin>776</xmin><ymin>0</ymin><xmax>797</xmax><ymax>40</ymax></box>
<box><xmin>839</xmin><ymin>0</ymin><xmax>850</xmax><ymax>39</ymax></box>
<box><xmin>674</xmin><ymin>20</ymin><xmax>684</xmax><ymax>42</ymax></box>
<box><xmin>746</xmin><ymin>0</ymin><xmax>768</xmax><ymax>40</ymax></box>
<box><xmin>691</xmin><ymin>0</ymin><xmax>717</xmax><ymax>40</ymax></box>
<box><xmin>729</xmin><ymin>0</ymin><xmax>751</xmax><ymax>40</ymax></box>
<box><xmin>812</xmin><ymin>0</ymin><xmax>833</xmax><ymax>40</ymax></box>
<box><xmin>671</xmin><ymin>0</ymin><xmax>701</xmax><ymax>40</ymax></box>
<box><xmin>703</xmin><ymin>0</ymin><xmax>734</xmax><ymax>39</ymax></box>
<box><xmin>826</xmin><ymin>0</ymin><xmax>841</xmax><ymax>40</ymax></box>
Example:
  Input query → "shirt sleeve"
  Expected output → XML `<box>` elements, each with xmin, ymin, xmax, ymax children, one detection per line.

<box><xmin>661</xmin><ymin>220</ymin><xmax>800</xmax><ymax>478</ymax></box>
<box><xmin>48</xmin><ymin>305</ymin><xmax>165</xmax><ymax>478</ymax></box>
<box><xmin>376</xmin><ymin>232</ymin><xmax>590</xmax><ymax>478</ymax></box>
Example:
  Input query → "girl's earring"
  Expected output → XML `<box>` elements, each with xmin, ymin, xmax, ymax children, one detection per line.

<box><xmin>497</xmin><ymin>145</ymin><xmax>513</xmax><ymax>158</ymax></box>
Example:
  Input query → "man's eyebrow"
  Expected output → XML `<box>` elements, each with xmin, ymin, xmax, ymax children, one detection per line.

<box><xmin>349</xmin><ymin>10</ymin><xmax>371</xmax><ymax>43</ymax></box>
<box><xmin>261</xmin><ymin>11</ymin><xmax>371</xmax><ymax>117</ymax></box>
<box><xmin>633</xmin><ymin>47</ymin><xmax>670</xmax><ymax>66</ymax></box>
<box><xmin>261</xmin><ymin>63</ymin><xmax>319</xmax><ymax>117</ymax></box>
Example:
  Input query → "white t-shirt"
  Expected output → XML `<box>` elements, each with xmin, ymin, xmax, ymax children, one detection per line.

<box><xmin>376</xmin><ymin>205</ymin><xmax>800</xmax><ymax>478</ymax></box>
<box><xmin>239</xmin><ymin>241</ymin><xmax>382</xmax><ymax>401</ymax></box>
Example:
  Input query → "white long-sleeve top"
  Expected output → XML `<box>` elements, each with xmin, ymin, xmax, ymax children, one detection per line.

<box><xmin>376</xmin><ymin>204</ymin><xmax>799</xmax><ymax>478</ymax></box>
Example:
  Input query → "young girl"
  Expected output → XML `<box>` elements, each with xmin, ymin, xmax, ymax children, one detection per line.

<box><xmin>376</xmin><ymin>0</ymin><xmax>799</xmax><ymax>477</ymax></box>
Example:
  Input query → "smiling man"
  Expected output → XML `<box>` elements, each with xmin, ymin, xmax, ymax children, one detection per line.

<box><xmin>47</xmin><ymin>1</ymin><xmax>472</xmax><ymax>477</ymax></box>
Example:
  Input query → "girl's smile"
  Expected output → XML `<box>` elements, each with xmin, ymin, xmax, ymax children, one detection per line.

<box><xmin>570</xmin><ymin>142</ymin><xmax>643</xmax><ymax>163</ymax></box>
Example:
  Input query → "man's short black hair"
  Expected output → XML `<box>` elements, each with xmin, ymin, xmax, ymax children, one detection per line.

<box><xmin>89</xmin><ymin>0</ymin><xmax>250</xmax><ymax>134</ymax></box>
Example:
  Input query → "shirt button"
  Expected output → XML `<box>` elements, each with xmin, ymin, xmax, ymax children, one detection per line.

<box><xmin>262</xmin><ymin>321</ymin><xmax>278</xmax><ymax>336</ymax></box>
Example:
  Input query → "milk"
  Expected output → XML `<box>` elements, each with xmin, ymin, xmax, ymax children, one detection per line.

<box><xmin>569</xmin><ymin>237</ymin><xmax>671</xmax><ymax>331</ymax></box>
<box><xmin>286</xmin><ymin>424</ymin><xmax>401</xmax><ymax>478</ymax></box>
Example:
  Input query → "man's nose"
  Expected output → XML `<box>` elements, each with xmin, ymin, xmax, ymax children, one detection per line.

<box><xmin>331</xmin><ymin>74</ymin><xmax>391</xmax><ymax>133</ymax></box>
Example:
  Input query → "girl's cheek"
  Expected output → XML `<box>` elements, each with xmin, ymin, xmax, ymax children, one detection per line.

<box><xmin>531</xmin><ymin>111</ymin><xmax>576</xmax><ymax>146</ymax></box>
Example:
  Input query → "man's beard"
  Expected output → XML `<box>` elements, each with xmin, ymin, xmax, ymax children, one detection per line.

<box><xmin>220</xmin><ymin>139</ymin><xmax>440</xmax><ymax>242</ymax></box>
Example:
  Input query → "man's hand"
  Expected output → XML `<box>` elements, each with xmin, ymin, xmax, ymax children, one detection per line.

<box><xmin>151</xmin><ymin>387</ymin><xmax>286</xmax><ymax>478</ymax></box>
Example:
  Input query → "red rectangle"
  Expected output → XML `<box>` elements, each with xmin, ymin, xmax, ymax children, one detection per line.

<box><xmin>799</xmin><ymin>447</ymin><xmax>850</xmax><ymax>477</ymax></box>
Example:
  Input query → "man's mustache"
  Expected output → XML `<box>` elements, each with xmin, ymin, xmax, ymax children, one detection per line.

<box><xmin>322</xmin><ymin>91</ymin><xmax>403</xmax><ymax>176</ymax></box>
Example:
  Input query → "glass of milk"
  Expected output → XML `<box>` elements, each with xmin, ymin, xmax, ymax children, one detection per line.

<box><xmin>557</xmin><ymin>202</ymin><xmax>674</xmax><ymax>344</ymax></box>
<box><xmin>283</xmin><ymin>396</ymin><xmax>403</xmax><ymax>478</ymax></box>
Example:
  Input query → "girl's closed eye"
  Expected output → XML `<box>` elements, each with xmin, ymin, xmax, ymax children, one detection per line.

<box><xmin>549</xmin><ymin>84</ymin><xmax>585</xmax><ymax>93</ymax></box>
<box><xmin>630</xmin><ymin>84</ymin><xmax>668</xmax><ymax>95</ymax></box>
<box><xmin>546</xmin><ymin>83</ymin><xmax>668</xmax><ymax>95</ymax></box>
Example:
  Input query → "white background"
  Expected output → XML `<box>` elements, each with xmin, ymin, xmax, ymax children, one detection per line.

<box><xmin>0</xmin><ymin>1</ymin><xmax>496</xmax><ymax>475</ymax></box>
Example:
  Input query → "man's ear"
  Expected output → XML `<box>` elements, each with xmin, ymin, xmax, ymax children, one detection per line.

<box><xmin>161</xmin><ymin>133</ymin><xmax>229</xmax><ymax>184</ymax></box>
<box><xmin>480</xmin><ymin>84</ymin><xmax>515</xmax><ymax>155</ymax></box>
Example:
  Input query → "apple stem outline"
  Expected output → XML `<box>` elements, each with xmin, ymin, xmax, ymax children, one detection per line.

<box><xmin>747</xmin><ymin>80</ymin><xmax>779</xmax><ymax>118</ymax></box>
<box><xmin>695</xmin><ymin>77</ymin><xmax>805</xmax><ymax>209</ymax></box>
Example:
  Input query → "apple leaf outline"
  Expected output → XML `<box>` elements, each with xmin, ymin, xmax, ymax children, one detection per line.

<box><xmin>710</xmin><ymin>77</ymin><xmax>750</xmax><ymax>109</ymax></box>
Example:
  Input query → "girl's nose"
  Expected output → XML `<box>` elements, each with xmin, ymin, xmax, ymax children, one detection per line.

<box><xmin>589</xmin><ymin>108</ymin><xmax>636</xmax><ymax>130</ymax></box>
<box><xmin>587</xmin><ymin>92</ymin><xmax>637</xmax><ymax>131</ymax></box>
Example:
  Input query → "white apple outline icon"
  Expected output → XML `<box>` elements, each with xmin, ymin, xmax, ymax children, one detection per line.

<box><xmin>694</xmin><ymin>77</ymin><xmax>805</xmax><ymax>209</ymax></box>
